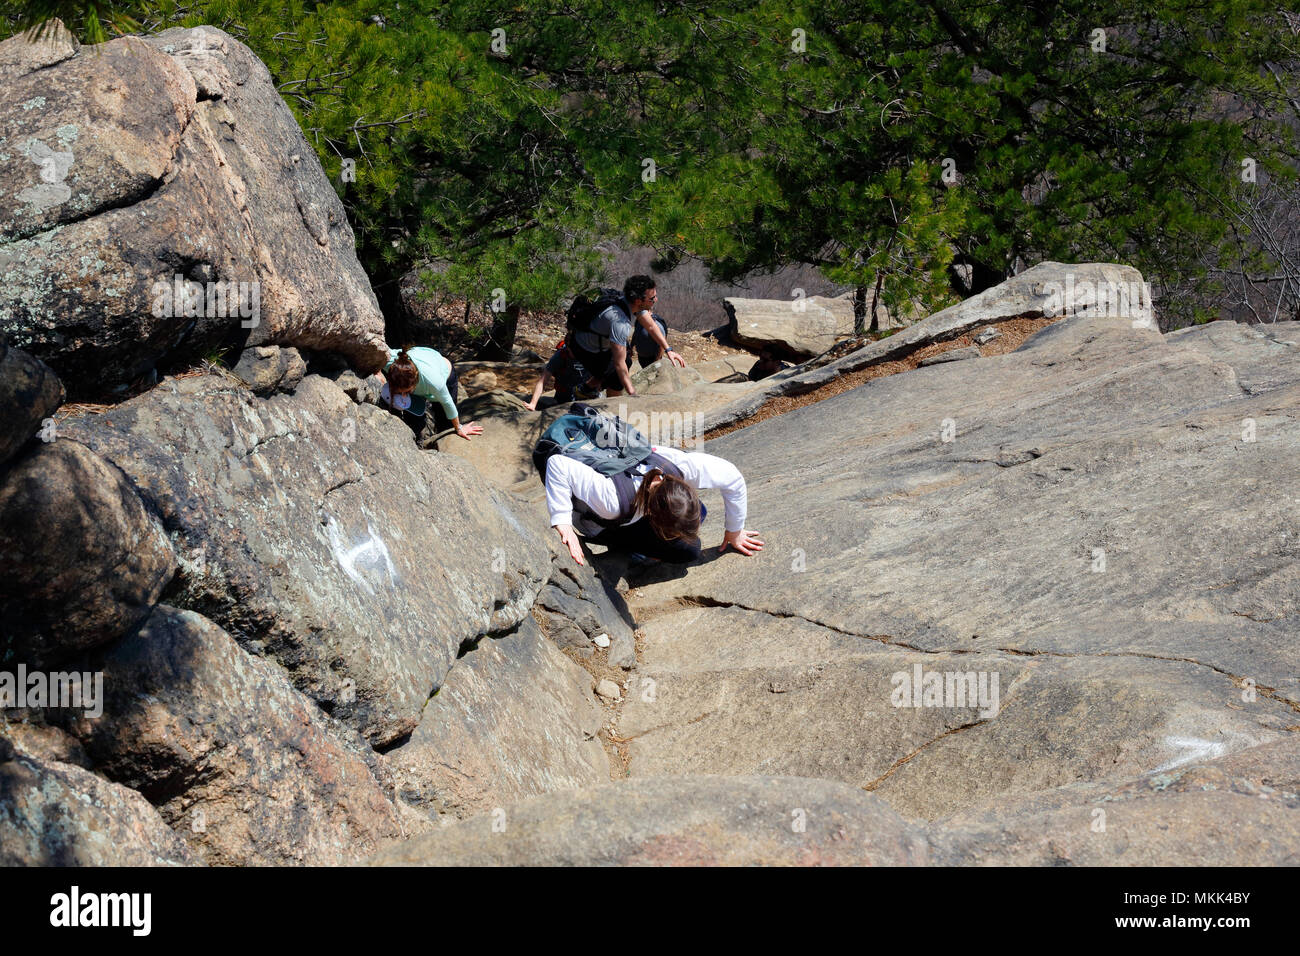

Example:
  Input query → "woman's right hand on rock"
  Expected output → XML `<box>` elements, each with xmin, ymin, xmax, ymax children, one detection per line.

<box><xmin>454</xmin><ymin>421</ymin><xmax>483</xmax><ymax>440</ymax></box>
<box><xmin>555</xmin><ymin>523</ymin><xmax>585</xmax><ymax>566</ymax></box>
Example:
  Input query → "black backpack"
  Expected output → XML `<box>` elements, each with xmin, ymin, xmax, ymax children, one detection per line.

<box><xmin>565</xmin><ymin>287</ymin><xmax>625</xmax><ymax>343</ymax></box>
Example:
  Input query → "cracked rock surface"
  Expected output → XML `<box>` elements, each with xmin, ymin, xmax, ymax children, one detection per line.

<box><xmin>62</xmin><ymin>373</ymin><xmax>552</xmax><ymax>746</ymax></box>
<box><xmin>596</xmin><ymin>310</ymin><xmax>1300</xmax><ymax>841</ymax></box>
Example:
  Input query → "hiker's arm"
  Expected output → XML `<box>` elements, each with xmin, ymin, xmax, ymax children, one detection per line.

<box><xmin>526</xmin><ymin>371</ymin><xmax>552</xmax><ymax>410</ymax></box>
<box><xmin>655</xmin><ymin>447</ymin><xmax>748</xmax><ymax>533</ymax></box>
<box><xmin>655</xmin><ymin>447</ymin><xmax>760</xmax><ymax>554</ymax></box>
<box><xmin>610</xmin><ymin>342</ymin><xmax>636</xmax><ymax>394</ymax></box>
<box><xmin>545</xmin><ymin>456</ymin><xmax>622</xmax><ymax>525</ymax></box>
<box><xmin>431</xmin><ymin>374</ymin><xmax>459</xmax><ymax>422</ymax></box>
<box><xmin>721</xmin><ymin>528</ymin><xmax>764</xmax><ymax>556</ymax></box>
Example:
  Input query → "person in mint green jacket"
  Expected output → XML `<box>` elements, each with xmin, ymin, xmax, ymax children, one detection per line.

<box><xmin>376</xmin><ymin>346</ymin><xmax>482</xmax><ymax>443</ymax></box>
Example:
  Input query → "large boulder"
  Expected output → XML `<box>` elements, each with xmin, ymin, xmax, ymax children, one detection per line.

<box><xmin>0</xmin><ymin>438</ymin><xmax>175</xmax><ymax>665</ymax></box>
<box><xmin>600</xmin><ymin>283</ymin><xmax>1300</xmax><ymax>854</ymax></box>
<box><xmin>0</xmin><ymin>344</ymin><xmax>63</xmax><ymax>467</ymax></box>
<box><xmin>384</xmin><ymin>617</ymin><xmax>607</xmax><ymax>821</ymax></box>
<box><xmin>229</xmin><ymin>344</ymin><xmax>306</xmax><ymax>396</ymax></box>
<box><xmin>69</xmin><ymin>606</ymin><xmax>403</xmax><ymax>866</ymax></box>
<box><xmin>438</xmin><ymin>390</ymin><xmax>547</xmax><ymax>497</ymax></box>
<box><xmin>0</xmin><ymin>734</ymin><xmax>195</xmax><ymax>866</ymax></box>
<box><xmin>0</xmin><ymin>20</ymin><xmax>78</xmax><ymax>76</ymax></box>
<box><xmin>61</xmin><ymin>373</ymin><xmax>551</xmax><ymax>746</ymax></box>
<box><xmin>0</xmin><ymin>25</ymin><xmax>387</xmax><ymax>399</ymax></box>
<box><xmin>725</xmin><ymin>292</ymin><xmax>892</xmax><ymax>359</ymax></box>
<box><xmin>1165</xmin><ymin>319</ymin><xmax>1300</xmax><ymax>396</ymax></box>
<box><xmin>370</xmin><ymin>775</ymin><xmax>928</xmax><ymax>866</ymax></box>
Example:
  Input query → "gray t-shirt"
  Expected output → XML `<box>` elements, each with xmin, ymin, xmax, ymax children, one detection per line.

<box><xmin>573</xmin><ymin>297</ymin><xmax>634</xmax><ymax>355</ymax></box>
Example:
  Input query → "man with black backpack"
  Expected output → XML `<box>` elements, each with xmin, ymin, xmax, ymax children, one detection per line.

<box><xmin>566</xmin><ymin>275</ymin><xmax>682</xmax><ymax>397</ymax></box>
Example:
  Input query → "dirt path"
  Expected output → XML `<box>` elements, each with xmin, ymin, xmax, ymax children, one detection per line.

<box><xmin>706</xmin><ymin>316</ymin><xmax>1058</xmax><ymax>439</ymax></box>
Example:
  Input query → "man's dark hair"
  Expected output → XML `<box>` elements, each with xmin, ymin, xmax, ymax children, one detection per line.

<box><xmin>624</xmin><ymin>275</ymin><xmax>656</xmax><ymax>303</ymax></box>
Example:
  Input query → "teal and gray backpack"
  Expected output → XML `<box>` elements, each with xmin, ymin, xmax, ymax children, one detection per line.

<box><xmin>533</xmin><ymin>403</ymin><xmax>683</xmax><ymax>526</ymax></box>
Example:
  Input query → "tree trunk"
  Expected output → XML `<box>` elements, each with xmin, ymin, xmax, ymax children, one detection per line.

<box><xmin>868</xmin><ymin>272</ymin><xmax>884</xmax><ymax>333</ymax></box>
<box><xmin>853</xmin><ymin>284</ymin><xmax>867</xmax><ymax>337</ymax></box>
<box><xmin>478</xmin><ymin>302</ymin><xmax>519</xmax><ymax>362</ymax></box>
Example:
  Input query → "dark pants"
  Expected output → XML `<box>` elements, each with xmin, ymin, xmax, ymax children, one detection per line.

<box><xmin>569</xmin><ymin>342</ymin><xmax>625</xmax><ymax>391</ymax></box>
<box><xmin>591</xmin><ymin>520</ymin><xmax>702</xmax><ymax>564</ymax></box>
<box><xmin>632</xmin><ymin>315</ymin><xmax>668</xmax><ymax>368</ymax></box>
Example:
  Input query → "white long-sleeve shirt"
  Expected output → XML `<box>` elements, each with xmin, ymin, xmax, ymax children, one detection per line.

<box><xmin>546</xmin><ymin>446</ymin><xmax>748</xmax><ymax>534</ymax></box>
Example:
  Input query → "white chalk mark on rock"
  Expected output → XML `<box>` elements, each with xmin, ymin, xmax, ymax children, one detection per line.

<box><xmin>324</xmin><ymin>514</ymin><xmax>399</xmax><ymax>595</ymax></box>
<box><xmin>1152</xmin><ymin>735</ymin><xmax>1227</xmax><ymax>774</ymax></box>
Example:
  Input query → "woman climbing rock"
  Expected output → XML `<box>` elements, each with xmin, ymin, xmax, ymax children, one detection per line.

<box><xmin>536</xmin><ymin>405</ymin><xmax>763</xmax><ymax>566</ymax></box>
<box><xmin>376</xmin><ymin>346</ymin><xmax>482</xmax><ymax>444</ymax></box>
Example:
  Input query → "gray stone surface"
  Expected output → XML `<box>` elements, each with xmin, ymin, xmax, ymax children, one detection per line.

<box><xmin>330</xmin><ymin>369</ymin><xmax>384</xmax><ymax>405</ymax></box>
<box><xmin>0</xmin><ymin>732</ymin><xmax>195</xmax><ymax>866</ymax></box>
<box><xmin>917</xmin><ymin>345</ymin><xmax>980</xmax><ymax>366</ymax></box>
<box><xmin>930</xmin><ymin>736</ymin><xmax>1300</xmax><ymax>865</ymax></box>
<box><xmin>0</xmin><ymin>31</ymin><xmax>190</xmax><ymax>243</ymax></box>
<box><xmin>384</xmin><ymin>617</ymin><xmax>606</xmax><ymax>821</ymax></box>
<box><xmin>370</xmin><ymin>737</ymin><xmax>1300</xmax><ymax>866</ymax></box>
<box><xmin>0</xmin><ymin>344</ymin><xmax>63</xmax><ymax>467</ymax></box>
<box><xmin>616</xmin><ymin>607</ymin><xmax>1293</xmax><ymax>821</ymax></box>
<box><xmin>70</xmin><ymin>606</ymin><xmax>403</xmax><ymax>865</ymax></box>
<box><xmin>604</xmin><ymin>303</ymin><xmax>1300</xmax><ymax>845</ymax></box>
<box><xmin>0</xmin><ymin>20</ymin><xmax>79</xmax><ymax>77</ymax></box>
<box><xmin>0</xmin><ymin>26</ymin><xmax>388</xmax><ymax>398</ymax></box>
<box><xmin>0</xmin><ymin>438</ymin><xmax>175</xmax><ymax>665</ymax></box>
<box><xmin>61</xmin><ymin>374</ymin><xmax>551</xmax><ymax>746</ymax></box>
<box><xmin>439</xmin><ymin>390</ymin><xmax>548</xmax><ymax>496</ymax></box>
<box><xmin>1165</xmin><ymin>318</ymin><xmax>1300</xmax><ymax>395</ymax></box>
<box><xmin>370</xmin><ymin>775</ymin><xmax>928</xmax><ymax>866</ymax></box>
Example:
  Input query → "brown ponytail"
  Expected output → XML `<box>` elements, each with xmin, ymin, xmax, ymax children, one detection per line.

<box><xmin>633</xmin><ymin>469</ymin><xmax>701</xmax><ymax>541</ymax></box>
<box><xmin>388</xmin><ymin>347</ymin><xmax>420</xmax><ymax>394</ymax></box>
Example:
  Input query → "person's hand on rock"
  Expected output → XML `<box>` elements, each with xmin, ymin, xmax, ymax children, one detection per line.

<box><xmin>721</xmin><ymin>529</ymin><xmax>764</xmax><ymax>556</ymax></box>
<box><xmin>555</xmin><ymin>524</ymin><xmax>585</xmax><ymax>566</ymax></box>
<box><xmin>455</xmin><ymin>421</ymin><xmax>483</xmax><ymax>441</ymax></box>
